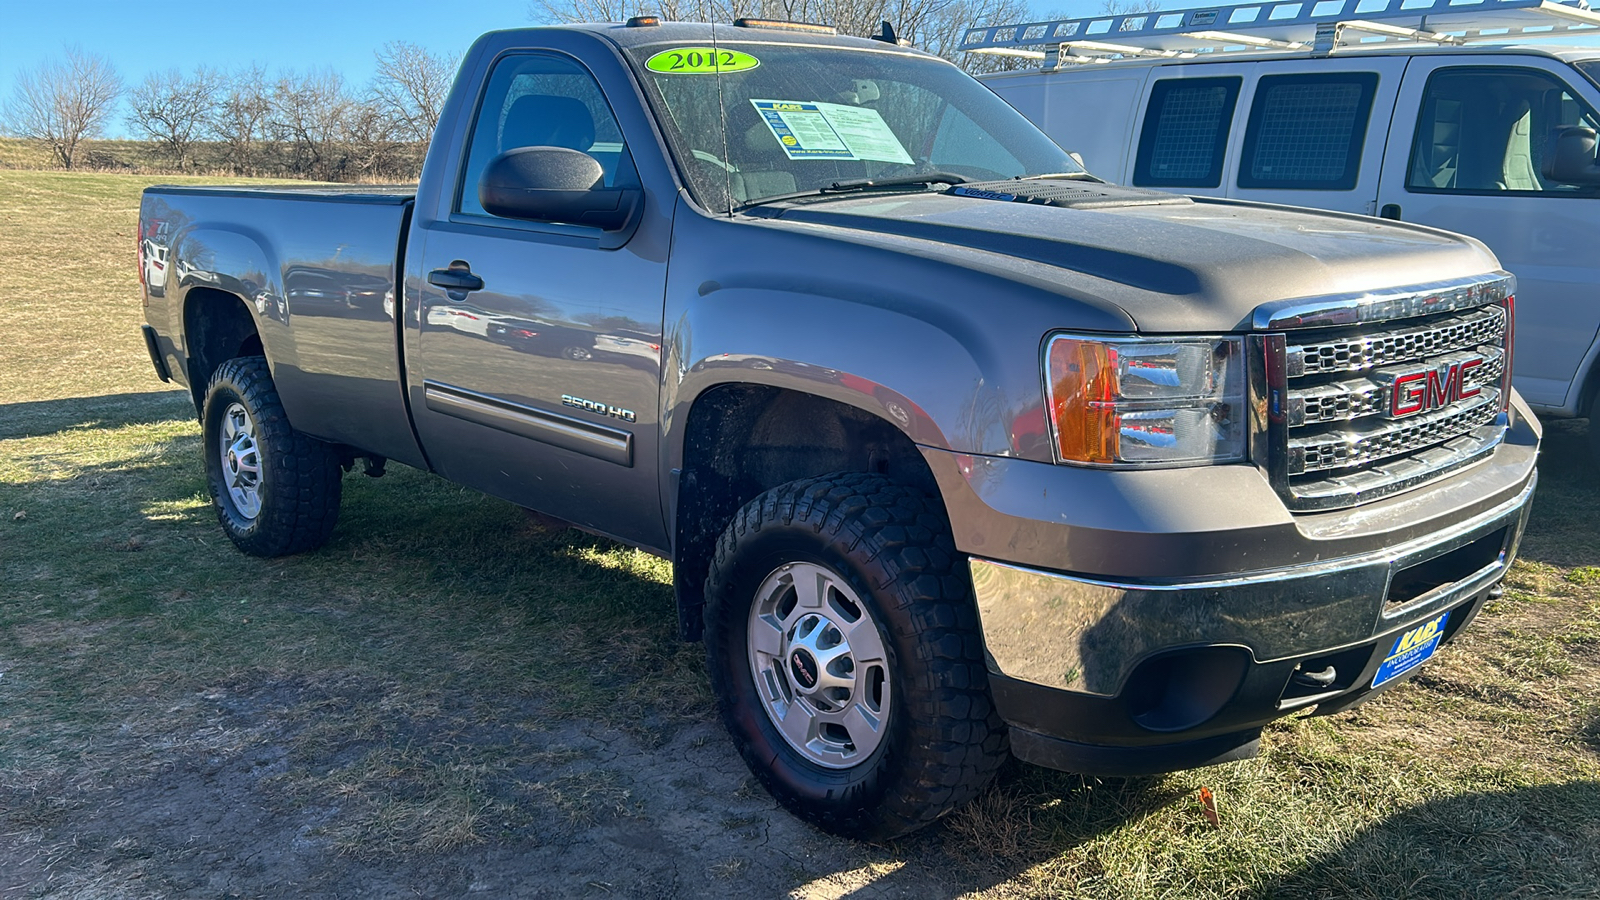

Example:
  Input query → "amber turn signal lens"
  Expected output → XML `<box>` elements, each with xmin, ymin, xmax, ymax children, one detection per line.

<box><xmin>1047</xmin><ymin>338</ymin><xmax>1118</xmax><ymax>464</ymax></box>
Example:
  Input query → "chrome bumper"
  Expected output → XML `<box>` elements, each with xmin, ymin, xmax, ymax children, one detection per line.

<box><xmin>968</xmin><ymin>472</ymin><xmax>1536</xmax><ymax>697</ymax></box>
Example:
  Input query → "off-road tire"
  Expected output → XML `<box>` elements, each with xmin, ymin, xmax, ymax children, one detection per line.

<box><xmin>201</xmin><ymin>355</ymin><xmax>342</xmax><ymax>557</ymax></box>
<box><xmin>704</xmin><ymin>472</ymin><xmax>1008</xmax><ymax>840</ymax></box>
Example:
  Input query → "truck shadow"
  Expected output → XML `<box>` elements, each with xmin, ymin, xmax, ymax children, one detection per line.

<box><xmin>1233</xmin><ymin>780</ymin><xmax>1600</xmax><ymax>899</ymax></box>
<box><xmin>0</xmin><ymin>390</ymin><xmax>194</xmax><ymax>441</ymax></box>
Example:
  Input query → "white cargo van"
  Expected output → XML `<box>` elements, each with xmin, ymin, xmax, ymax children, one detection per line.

<box><xmin>968</xmin><ymin>0</ymin><xmax>1600</xmax><ymax>453</ymax></box>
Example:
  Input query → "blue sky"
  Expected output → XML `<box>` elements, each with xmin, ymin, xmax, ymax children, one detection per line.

<box><xmin>1</xmin><ymin>0</ymin><xmax>1105</xmax><ymax>138</ymax></box>
<box><xmin>0</xmin><ymin>0</ymin><xmax>531</xmax><ymax>137</ymax></box>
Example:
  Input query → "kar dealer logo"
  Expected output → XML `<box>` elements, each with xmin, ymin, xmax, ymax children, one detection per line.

<box><xmin>1387</xmin><ymin>356</ymin><xmax>1485</xmax><ymax>418</ymax></box>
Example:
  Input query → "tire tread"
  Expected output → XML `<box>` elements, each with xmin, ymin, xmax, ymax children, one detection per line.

<box><xmin>706</xmin><ymin>472</ymin><xmax>1008</xmax><ymax>840</ymax></box>
<box><xmin>203</xmin><ymin>356</ymin><xmax>341</xmax><ymax>557</ymax></box>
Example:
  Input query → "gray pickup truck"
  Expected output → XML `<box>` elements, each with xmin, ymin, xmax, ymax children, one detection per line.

<box><xmin>137</xmin><ymin>19</ymin><xmax>1539</xmax><ymax>839</ymax></box>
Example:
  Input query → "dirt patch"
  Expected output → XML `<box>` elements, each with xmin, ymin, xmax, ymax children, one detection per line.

<box><xmin>0</xmin><ymin>675</ymin><xmax>968</xmax><ymax>899</ymax></box>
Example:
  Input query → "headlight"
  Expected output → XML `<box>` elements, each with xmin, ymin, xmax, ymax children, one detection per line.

<box><xmin>1044</xmin><ymin>334</ymin><xmax>1245</xmax><ymax>467</ymax></box>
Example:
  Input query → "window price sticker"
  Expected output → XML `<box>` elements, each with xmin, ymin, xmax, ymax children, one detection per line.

<box><xmin>751</xmin><ymin>99</ymin><xmax>912</xmax><ymax>164</ymax></box>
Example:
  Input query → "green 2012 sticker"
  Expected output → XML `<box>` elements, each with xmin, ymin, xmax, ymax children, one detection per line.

<box><xmin>645</xmin><ymin>47</ymin><xmax>761</xmax><ymax>74</ymax></box>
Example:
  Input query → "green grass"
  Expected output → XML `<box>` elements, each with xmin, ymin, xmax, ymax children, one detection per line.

<box><xmin>2</xmin><ymin>167</ymin><xmax>1598</xmax><ymax>897</ymax></box>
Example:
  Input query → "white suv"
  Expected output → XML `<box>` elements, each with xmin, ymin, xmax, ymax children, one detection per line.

<box><xmin>970</xmin><ymin>0</ymin><xmax>1600</xmax><ymax>456</ymax></box>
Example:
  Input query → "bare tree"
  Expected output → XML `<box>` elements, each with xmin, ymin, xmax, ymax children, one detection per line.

<box><xmin>342</xmin><ymin>98</ymin><xmax>413</xmax><ymax>181</ymax></box>
<box><xmin>527</xmin><ymin>0</ymin><xmax>1028</xmax><ymax>70</ymax></box>
<box><xmin>126</xmin><ymin>67</ymin><xmax>224</xmax><ymax>170</ymax></box>
<box><xmin>213</xmin><ymin>66</ymin><xmax>272</xmax><ymax>175</ymax></box>
<box><xmin>1100</xmin><ymin>0</ymin><xmax>1160</xmax><ymax>14</ymax></box>
<box><xmin>267</xmin><ymin>68</ymin><xmax>353</xmax><ymax>179</ymax></box>
<box><xmin>370</xmin><ymin>41</ymin><xmax>459</xmax><ymax>145</ymax></box>
<box><xmin>1</xmin><ymin>47</ymin><xmax>123</xmax><ymax>169</ymax></box>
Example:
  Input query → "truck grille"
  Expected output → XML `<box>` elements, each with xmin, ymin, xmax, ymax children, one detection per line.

<box><xmin>1251</xmin><ymin>274</ymin><xmax>1514</xmax><ymax>511</ymax></box>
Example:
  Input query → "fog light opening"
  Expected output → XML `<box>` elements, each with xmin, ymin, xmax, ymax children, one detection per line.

<box><xmin>1122</xmin><ymin>647</ymin><xmax>1249</xmax><ymax>733</ymax></box>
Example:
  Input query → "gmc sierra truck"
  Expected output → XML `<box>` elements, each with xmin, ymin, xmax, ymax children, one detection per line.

<box><xmin>137</xmin><ymin>19</ymin><xmax>1540</xmax><ymax>840</ymax></box>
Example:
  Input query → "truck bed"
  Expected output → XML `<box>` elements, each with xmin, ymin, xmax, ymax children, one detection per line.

<box><xmin>140</xmin><ymin>183</ymin><xmax>425</xmax><ymax>468</ymax></box>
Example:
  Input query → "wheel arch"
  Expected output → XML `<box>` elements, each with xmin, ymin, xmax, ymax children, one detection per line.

<box><xmin>182</xmin><ymin>287</ymin><xmax>265</xmax><ymax>415</ymax></box>
<box><xmin>171</xmin><ymin>224</ymin><xmax>285</xmax><ymax>415</ymax></box>
<box><xmin>669</xmin><ymin>382</ymin><xmax>946</xmax><ymax>642</ymax></box>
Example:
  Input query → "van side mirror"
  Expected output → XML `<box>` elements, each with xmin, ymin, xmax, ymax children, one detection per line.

<box><xmin>478</xmin><ymin>146</ymin><xmax>642</xmax><ymax>232</ymax></box>
<box><xmin>1543</xmin><ymin>126</ymin><xmax>1600</xmax><ymax>186</ymax></box>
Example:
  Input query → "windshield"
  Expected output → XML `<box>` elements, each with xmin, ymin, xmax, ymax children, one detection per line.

<box><xmin>626</xmin><ymin>38</ymin><xmax>1084</xmax><ymax>210</ymax></box>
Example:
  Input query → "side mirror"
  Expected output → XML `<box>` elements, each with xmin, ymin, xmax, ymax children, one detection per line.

<box><xmin>478</xmin><ymin>146</ymin><xmax>642</xmax><ymax>232</ymax></box>
<box><xmin>1543</xmin><ymin>126</ymin><xmax>1600</xmax><ymax>186</ymax></box>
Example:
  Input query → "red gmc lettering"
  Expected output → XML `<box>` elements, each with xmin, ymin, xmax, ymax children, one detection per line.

<box><xmin>1458</xmin><ymin>358</ymin><xmax>1483</xmax><ymax>399</ymax></box>
<box><xmin>1390</xmin><ymin>358</ymin><xmax>1484</xmax><ymax>417</ymax></box>
<box><xmin>1425</xmin><ymin>361</ymin><xmax>1462</xmax><ymax>409</ymax></box>
<box><xmin>1391</xmin><ymin>371</ymin><xmax>1429</xmax><ymax>417</ymax></box>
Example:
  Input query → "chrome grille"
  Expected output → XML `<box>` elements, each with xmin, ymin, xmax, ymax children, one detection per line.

<box><xmin>1291</xmin><ymin>348</ymin><xmax>1503</xmax><ymax>426</ymax></box>
<box><xmin>1289</xmin><ymin>305</ymin><xmax>1505</xmax><ymax>377</ymax></box>
<box><xmin>1253</xmin><ymin>273</ymin><xmax>1514</xmax><ymax>511</ymax></box>
<box><xmin>1291</xmin><ymin>393</ymin><xmax>1500</xmax><ymax>473</ymax></box>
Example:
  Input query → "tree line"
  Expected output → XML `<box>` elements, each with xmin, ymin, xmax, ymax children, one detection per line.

<box><xmin>1</xmin><ymin>42</ymin><xmax>457</xmax><ymax>181</ymax></box>
<box><xmin>3</xmin><ymin>1</ymin><xmax>1156</xmax><ymax>181</ymax></box>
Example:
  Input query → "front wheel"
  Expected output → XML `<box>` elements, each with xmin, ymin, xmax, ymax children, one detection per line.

<box><xmin>704</xmin><ymin>473</ymin><xmax>1007</xmax><ymax>840</ymax></box>
<box><xmin>201</xmin><ymin>356</ymin><xmax>343</xmax><ymax>557</ymax></box>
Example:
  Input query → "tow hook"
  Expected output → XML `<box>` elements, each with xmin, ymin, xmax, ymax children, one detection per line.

<box><xmin>1292</xmin><ymin>665</ymin><xmax>1338</xmax><ymax>689</ymax></box>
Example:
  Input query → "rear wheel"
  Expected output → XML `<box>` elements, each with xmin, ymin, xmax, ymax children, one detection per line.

<box><xmin>201</xmin><ymin>356</ymin><xmax>342</xmax><ymax>557</ymax></box>
<box><xmin>704</xmin><ymin>473</ymin><xmax>1007</xmax><ymax>840</ymax></box>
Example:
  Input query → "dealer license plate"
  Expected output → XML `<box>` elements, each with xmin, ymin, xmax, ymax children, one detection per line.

<box><xmin>1371</xmin><ymin>611</ymin><xmax>1451</xmax><ymax>689</ymax></box>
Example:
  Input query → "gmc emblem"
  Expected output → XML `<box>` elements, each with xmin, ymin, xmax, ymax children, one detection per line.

<box><xmin>1389</xmin><ymin>357</ymin><xmax>1484</xmax><ymax>418</ymax></box>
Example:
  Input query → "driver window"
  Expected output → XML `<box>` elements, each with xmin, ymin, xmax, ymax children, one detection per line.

<box><xmin>458</xmin><ymin>54</ymin><xmax>639</xmax><ymax>218</ymax></box>
<box><xmin>1407</xmin><ymin>66</ymin><xmax>1600</xmax><ymax>194</ymax></box>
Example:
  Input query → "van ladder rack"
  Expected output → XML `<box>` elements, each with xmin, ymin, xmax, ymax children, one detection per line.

<box><xmin>962</xmin><ymin>0</ymin><xmax>1600</xmax><ymax>66</ymax></box>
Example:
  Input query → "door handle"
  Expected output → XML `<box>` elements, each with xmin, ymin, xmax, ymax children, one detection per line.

<box><xmin>1379</xmin><ymin>203</ymin><xmax>1402</xmax><ymax>220</ymax></box>
<box><xmin>428</xmin><ymin>265</ymin><xmax>484</xmax><ymax>293</ymax></box>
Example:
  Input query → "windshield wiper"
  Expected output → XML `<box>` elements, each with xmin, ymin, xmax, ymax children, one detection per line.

<box><xmin>822</xmin><ymin>172</ymin><xmax>970</xmax><ymax>192</ymax></box>
<box><xmin>738</xmin><ymin>172</ymin><xmax>969</xmax><ymax>210</ymax></box>
<box><xmin>1017</xmin><ymin>171</ymin><xmax>1104</xmax><ymax>183</ymax></box>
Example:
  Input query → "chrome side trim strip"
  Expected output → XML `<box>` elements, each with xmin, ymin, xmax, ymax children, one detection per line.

<box><xmin>423</xmin><ymin>380</ymin><xmax>634</xmax><ymax>467</ymax></box>
<box><xmin>1251</xmin><ymin>271</ymin><xmax>1514</xmax><ymax>331</ymax></box>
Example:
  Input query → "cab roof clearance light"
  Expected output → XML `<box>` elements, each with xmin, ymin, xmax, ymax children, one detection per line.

<box><xmin>732</xmin><ymin>17</ymin><xmax>839</xmax><ymax>34</ymax></box>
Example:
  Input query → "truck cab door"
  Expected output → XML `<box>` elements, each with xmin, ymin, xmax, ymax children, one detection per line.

<box><xmin>1376</xmin><ymin>56</ymin><xmax>1600</xmax><ymax>414</ymax></box>
<box><xmin>1220</xmin><ymin>57</ymin><xmax>1404</xmax><ymax>215</ymax></box>
<box><xmin>404</xmin><ymin>41</ymin><xmax>674</xmax><ymax>549</ymax></box>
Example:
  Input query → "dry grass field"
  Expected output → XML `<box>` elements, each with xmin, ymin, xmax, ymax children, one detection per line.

<box><xmin>1</xmin><ymin>167</ymin><xmax>1597</xmax><ymax>898</ymax></box>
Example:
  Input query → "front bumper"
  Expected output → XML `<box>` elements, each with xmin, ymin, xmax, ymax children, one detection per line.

<box><xmin>963</xmin><ymin>467</ymin><xmax>1536</xmax><ymax>776</ymax></box>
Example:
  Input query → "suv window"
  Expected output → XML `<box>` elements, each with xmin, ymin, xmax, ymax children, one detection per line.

<box><xmin>1238</xmin><ymin>72</ymin><xmax>1378</xmax><ymax>190</ymax></box>
<box><xmin>457</xmin><ymin>53</ymin><xmax>639</xmax><ymax>219</ymax></box>
<box><xmin>1133</xmin><ymin>76</ymin><xmax>1241</xmax><ymax>189</ymax></box>
<box><xmin>1408</xmin><ymin>66</ymin><xmax>1600</xmax><ymax>194</ymax></box>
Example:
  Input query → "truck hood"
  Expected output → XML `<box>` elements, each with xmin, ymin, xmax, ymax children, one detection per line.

<box><xmin>747</xmin><ymin>188</ymin><xmax>1500</xmax><ymax>333</ymax></box>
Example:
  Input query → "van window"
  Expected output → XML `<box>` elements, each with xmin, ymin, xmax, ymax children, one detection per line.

<box><xmin>1407</xmin><ymin>66</ymin><xmax>1600</xmax><ymax>195</ymax></box>
<box><xmin>1133</xmin><ymin>77</ymin><xmax>1241</xmax><ymax>188</ymax></box>
<box><xmin>457</xmin><ymin>53</ymin><xmax>639</xmax><ymax>219</ymax></box>
<box><xmin>1238</xmin><ymin>72</ymin><xmax>1378</xmax><ymax>190</ymax></box>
